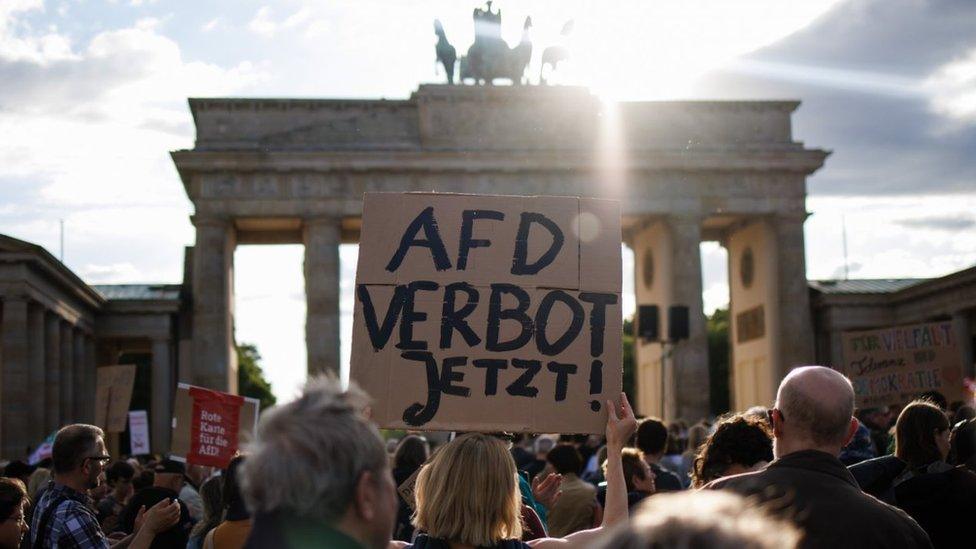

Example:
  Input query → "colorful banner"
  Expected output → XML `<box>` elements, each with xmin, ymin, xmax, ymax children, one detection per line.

<box><xmin>187</xmin><ymin>387</ymin><xmax>245</xmax><ymax>468</ymax></box>
<box><xmin>840</xmin><ymin>321</ymin><xmax>964</xmax><ymax>407</ymax></box>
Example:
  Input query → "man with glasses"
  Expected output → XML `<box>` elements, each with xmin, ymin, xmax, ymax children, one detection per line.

<box><xmin>30</xmin><ymin>424</ymin><xmax>180</xmax><ymax>548</ymax></box>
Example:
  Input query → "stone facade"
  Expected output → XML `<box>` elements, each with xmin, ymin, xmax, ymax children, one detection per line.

<box><xmin>0</xmin><ymin>234</ymin><xmax>182</xmax><ymax>460</ymax></box>
<box><xmin>811</xmin><ymin>269</ymin><xmax>976</xmax><ymax>382</ymax></box>
<box><xmin>172</xmin><ymin>85</ymin><xmax>828</xmax><ymax>421</ymax></box>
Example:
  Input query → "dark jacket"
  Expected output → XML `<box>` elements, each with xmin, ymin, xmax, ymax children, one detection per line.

<box><xmin>849</xmin><ymin>454</ymin><xmax>907</xmax><ymax>503</ymax></box>
<box><xmin>895</xmin><ymin>466</ymin><xmax>976</xmax><ymax>549</ymax></box>
<box><xmin>244</xmin><ymin>512</ymin><xmax>364</xmax><ymax>549</ymax></box>
<box><xmin>118</xmin><ymin>486</ymin><xmax>193</xmax><ymax>549</ymax></box>
<box><xmin>649</xmin><ymin>463</ymin><xmax>683</xmax><ymax>492</ymax></box>
<box><xmin>851</xmin><ymin>455</ymin><xmax>976</xmax><ymax>548</ymax></box>
<box><xmin>708</xmin><ymin>450</ymin><xmax>931</xmax><ymax>549</ymax></box>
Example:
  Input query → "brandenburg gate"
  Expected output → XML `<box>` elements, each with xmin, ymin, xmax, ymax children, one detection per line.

<box><xmin>171</xmin><ymin>84</ymin><xmax>827</xmax><ymax>420</ymax></box>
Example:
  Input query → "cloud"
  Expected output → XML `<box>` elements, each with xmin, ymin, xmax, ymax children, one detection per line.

<box><xmin>248</xmin><ymin>6</ymin><xmax>317</xmax><ymax>38</ymax></box>
<box><xmin>692</xmin><ymin>0</ymin><xmax>976</xmax><ymax>196</ymax></box>
<box><xmin>201</xmin><ymin>17</ymin><xmax>220</xmax><ymax>32</ymax></box>
<box><xmin>894</xmin><ymin>215</ymin><xmax>976</xmax><ymax>232</ymax></box>
<box><xmin>0</xmin><ymin>3</ymin><xmax>263</xmax><ymax>284</ymax></box>
<box><xmin>926</xmin><ymin>47</ymin><xmax>976</xmax><ymax>123</ymax></box>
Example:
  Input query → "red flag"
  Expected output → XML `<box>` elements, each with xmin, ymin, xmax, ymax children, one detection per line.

<box><xmin>187</xmin><ymin>387</ymin><xmax>245</xmax><ymax>468</ymax></box>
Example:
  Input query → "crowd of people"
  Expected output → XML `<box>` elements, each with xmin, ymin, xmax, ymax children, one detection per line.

<box><xmin>2</xmin><ymin>365</ymin><xmax>975</xmax><ymax>548</ymax></box>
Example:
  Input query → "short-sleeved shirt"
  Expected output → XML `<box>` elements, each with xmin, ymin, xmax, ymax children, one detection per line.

<box><xmin>31</xmin><ymin>481</ymin><xmax>110</xmax><ymax>549</ymax></box>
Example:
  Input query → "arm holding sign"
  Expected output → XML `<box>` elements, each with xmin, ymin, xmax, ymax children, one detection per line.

<box><xmin>528</xmin><ymin>393</ymin><xmax>637</xmax><ymax>547</ymax></box>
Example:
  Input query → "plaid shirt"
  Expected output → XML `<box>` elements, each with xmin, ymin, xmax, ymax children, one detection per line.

<box><xmin>30</xmin><ymin>481</ymin><xmax>110</xmax><ymax>549</ymax></box>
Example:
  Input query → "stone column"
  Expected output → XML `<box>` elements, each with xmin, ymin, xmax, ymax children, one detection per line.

<box><xmin>773</xmin><ymin>214</ymin><xmax>815</xmax><ymax>377</ymax></box>
<box><xmin>668</xmin><ymin>216</ymin><xmax>710</xmax><ymax>422</ymax></box>
<box><xmin>953</xmin><ymin>313</ymin><xmax>975</xmax><ymax>380</ymax></box>
<box><xmin>28</xmin><ymin>304</ymin><xmax>47</xmax><ymax>443</ymax></box>
<box><xmin>60</xmin><ymin>321</ymin><xmax>74</xmax><ymax>424</ymax></box>
<box><xmin>72</xmin><ymin>330</ymin><xmax>87</xmax><ymax>422</ymax></box>
<box><xmin>83</xmin><ymin>335</ymin><xmax>97</xmax><ymax>424</ymax></box>
<box><xmin>1</xmin><ymin>295</ymin><xmax>30</xmax><ymax>459</ymax></box>
<box><xmin>151</xmin><ymin>338</ymin><xmax>173</xmax><ymax>453</ymax></box>
<box><xmin>191</xmin><ymin>216</ymin><xmax>238</xmax><ymax>392</ymax></box>
<box><xmin>44</xmin><ymin>312</ymin><xmax>62</xmax><ymax>433</ymax></box>
<box><xmin>303</xmin><ymin>217</ymin><xmax>341</xmax><ymax>377</ymax></box>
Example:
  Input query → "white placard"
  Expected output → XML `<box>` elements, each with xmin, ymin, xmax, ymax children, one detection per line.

<box><xmin>129</xmin><ymin>410</ymin><xmax>151</xmax><ymax>455</ymax></box>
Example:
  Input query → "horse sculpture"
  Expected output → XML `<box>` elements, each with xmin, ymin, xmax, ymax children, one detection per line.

<box><xmin>434</xmin><ymin>2</ymin><xmax>532</xmax><ymax>85</ymax></box>
<box><xmin>541</xmin><ymin>19</ymin><xmax>574</xmax><ymax>85</ymax></box>
<box><xmin>433</xmin><ymin>2</ymin><xmax>567</xmax><ymax>86</ymax></box>
<box><xmin>434</xmin><ymin>19</ymin><xmax>457</xmax><ymax>84</ymax></box>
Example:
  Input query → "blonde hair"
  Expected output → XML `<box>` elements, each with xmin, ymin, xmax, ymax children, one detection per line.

<box><xmin>413</xmin><ymin>433</ymin><xmax>523</xmax><ymax>546</ymax></box>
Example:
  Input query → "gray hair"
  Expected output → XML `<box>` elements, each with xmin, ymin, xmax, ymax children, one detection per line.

<box><xmin>593</xmin><ymin>490</ymin><xmax>801</xmax><ymax>549</ymax></box>
<box><xmin>241</xmin><ymin>376</ymin><xmax>387</xmax><ymax>523</ymax></box>
<box><xmin>776</xmin><ymin>366</ymin><xmax>855</xmax><ymax>447</ymax></box>
<box><xmin>52</xmin><ymin>424</ymin><xmax>104</xmax><ymax>474</ymax></box>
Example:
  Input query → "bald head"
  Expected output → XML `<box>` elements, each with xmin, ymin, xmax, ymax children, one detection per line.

<box><xmin>776</xmin><ymin>366</ymin><xmax>855</xmax><ymax>448</ymax></box>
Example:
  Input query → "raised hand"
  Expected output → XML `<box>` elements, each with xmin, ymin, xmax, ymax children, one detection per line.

<box><xmin>605</xmin><ymin>392</ymin><xmax>637</xmax><ymax>450</ymax></box>
<box><xmin>531</xmin><ymin>472</ymin><xmax>563</xmax><ymax>509</ymax></box>
<box><xmin>139</xmin><ymin>499</ymin><xmax>180</xmax><ymax>534</ymax></box>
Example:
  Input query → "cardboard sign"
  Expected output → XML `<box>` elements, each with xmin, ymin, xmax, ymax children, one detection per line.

<box><xmin>170</xmin><ymin>384</ymin><xmax>260</xmax><ymax>468</ymax></box>
<box><xmin>351</xmin><ymin>193</ymin><xmax>622</xmax><ymax>434</ymax></box>
<box><xmin>94</xmin><ymin>365</ymin><xmax>137</xmax><ymax>433</ymax></box>
<box><xmin>128</xmin><ymin>410</ymin><xmax>151</xmax><ymax>456</ymax></box>
<box><xmin>840</xmin><ymin>321</ymin><xmax>964</xmax><ymax>407</ymax></box>
<box><xmin>398</xmin><ymin>467</ymin><xmax>421</xmax><ymax>512</ymax></box>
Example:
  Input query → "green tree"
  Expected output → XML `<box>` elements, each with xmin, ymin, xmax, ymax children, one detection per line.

<box><xmin>237</xmin><ymin>343</ymin><xmax>277</xmax><ymax>411</ymax></box>
<box><xmin>707</xmin><ymin>308</ymin><xmax>731</xmax><ymax>415</ymax></box>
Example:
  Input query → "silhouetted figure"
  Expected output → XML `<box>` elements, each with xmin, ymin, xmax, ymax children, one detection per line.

<box><xmin>434</xmin><ymin>19</ymin><xmax>456</xmax><ymax>84</ymax></box>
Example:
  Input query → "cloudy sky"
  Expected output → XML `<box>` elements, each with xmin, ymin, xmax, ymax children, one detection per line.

<box><xmin>2</xmin><ymin>0</ymin><xmax>974</xmax><ymax>402</ymax></box>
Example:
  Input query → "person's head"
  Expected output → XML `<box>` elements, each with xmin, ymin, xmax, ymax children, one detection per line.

<box><xmin>414</xmin><ymin>433</ymin><xmax>521</xmax><ymax>546</ymax></box>
<box><xmin>592</xmin><ymin>491</ymin><xmax>800</xmax><ymax>549</ymax></box>
<box><xmin>606</xmin><ymin>448</ymin><xmax>655</xmax><ymax>494</ymax></box>
<box><xmin>857</xmin><ymin>407</ymin><xmax>891</xmax><ymax>430</ymax></box>
<box><xmin>546</xmin><ymin>443</ymin><xmax>583</xmax><ymax>476</ymax></box>
<box><xmin>393</xmin><ymin>435</ymin><xmax>429</xmax><ymax>473</ymax></box>
<box><xmin>533</xmin><ymin>436</ymin><xmax>555</xmax><ymax>458</ymax></box>
<box><xmin>153</xmin><ymin>459</ymin><xmax>186</xmax><ymax>492</ymax></box>
<box><xmin>950</xmin><ymin>418</ymin><xmax>976</xmax><ymax>467</ymax></box>
<box><xmin>242</xmin><ymin>377</ymin><xmax>395</xmax><ymax>549</ymax></box>
<box><xmin>132</xmin><ymin>469</ymin><xmax>154</xmax><ymax>492</ymax></box>
<box><xmin>917</xmin><ymin>391</ymin><xmax>948</xmax><ymax>411</ymax></box>
<box><xmin>692</xmin><ymin>413</ymin><xmax>773</xmax><ymax>488</ymax></box>
<box><xmin>185</xmin><ymin>464</ymin><xmax>210</xmax><ymax>488</ymax></box>
<box><xmin>105</xmin><ymin>460</ymin><xmax>135</xmax><ymax>500</ymax></box>
<box><xmin>26</xmin><ymin>468</ymin><xmax>50</xmax><ymax>502</ymax></box>
<box><xmin>771</xmin><ymin>366</ymin><xmax>857</xmax><ymax>457</ymax></box>
<box><xmin>2</xmin><ymin>463</ymin><xmax>32</xmax><ymax>487</ymax></box>
<box><xmin>52</xmin><ymin>424</ymin><xmax>108</xmax><ymax>490</ymax></box>
<box><xmin>895</xmin><ymin>399</ymin><xmax>951</xmax><ymax>468</ymax></box>
<box><xmin>0</xmin><ymin>478</ymin><xmax>28</xmax><ymax>549</ymax></box>
<box><xmin>635</xmin><ymin>418</ymin><xmax>668</xmax><ymax>459</ymax></box>
<box><xmin>221</xmin><ymin>456</ymin><xmax>249</xmax><ymax>521</ymax></box>
<box><xmin>952</xmin><ymin>405</ymin><xmax>976</xmax><ymax>425</ymax></box>
<box><xmin>190</xmin><ymin>475</ymin><xmax>224</xmax><ymax>540</ymax></box>
<box><xmin>685</xmin><ymin>423</ymin><xmax>709</xmax><ymax>456</ymax></box>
